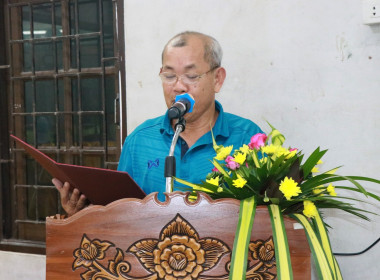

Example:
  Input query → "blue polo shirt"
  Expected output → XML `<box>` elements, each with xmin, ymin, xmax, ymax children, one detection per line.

<box><xmin>117</xmin><ymin>101</ymin><xmax>263</xmax><ymax>201</ymax></box>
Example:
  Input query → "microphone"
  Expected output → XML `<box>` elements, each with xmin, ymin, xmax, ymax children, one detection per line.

<box><xmin>168</xmin><ymin>93</ymin><xmax>195</xmax><ymax>119</ymax></box>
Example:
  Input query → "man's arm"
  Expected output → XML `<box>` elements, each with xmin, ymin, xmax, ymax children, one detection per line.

<box><xmin>52</xmin><ymin>178</ymin><xmax>88</xmax><ymax>216</ymax></box>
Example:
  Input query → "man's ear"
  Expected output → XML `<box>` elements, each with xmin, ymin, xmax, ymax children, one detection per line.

<box><xmin>214</xmin><ymin>67</ymin><xmax>226</xmax><ymax>93</ymax></box>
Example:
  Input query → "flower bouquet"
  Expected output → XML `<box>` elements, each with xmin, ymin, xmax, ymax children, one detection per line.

<box><xmin>175</xmin><ymin>123</ymin><xmax>380</xmax><ymax>280</ymax></box>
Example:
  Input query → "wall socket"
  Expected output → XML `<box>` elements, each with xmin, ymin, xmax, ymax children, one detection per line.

<box><xmin>363</xmin><ymin>0</ymin><xmax>380</xmax><ymax>25</ymax></box>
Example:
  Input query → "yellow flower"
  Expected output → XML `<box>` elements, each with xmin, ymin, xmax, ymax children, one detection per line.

<box><xmin>279</xmin><ymin>177</ymin><xmax>301</xmax><ymax>200</ymax></box>
<box><xmin>215</xmin><ymin>145</ymin><xmax>233</xmax><ymax>160</ymax></box>
<box><xmin>326</xmin><ymin>168</ymin><xmax>338</xmax><ymax>175</ymax></box>
<box><xmin>303</xmin><ymin>200</ymin><xmax>318</xmax><ymax>218</ymax></box>
<box><xmin>234</xmin><ymin>152</ymin><xmax>247</xmax><ymax>165</ymax></box>
<box><xmin>260</xmin><ymin>157</ymin><xmax>268</xmax><ymax>165</ymax></box>
<box><xmin>317</xmin><ymin>159</ymin><xmax>323</xmax><ymax>165</ymax></box>
<box><xmin>239</xmin><ymin>144</ymin><xmax>250</xmax><ymax>154</ymax></box>
<box><xmin>327</xmin><ymin>184</ymin><xmax>337</xmax><ymax>196</ymax></box>
<box><xmin>286</xmin><ymin>149</ymin><xmax>298</xmax><ymax>159</ymax></box>
<box><xmin>261</xmin><ymin>144</ymin><xmax>278</xmax><ymax>155</ymax></box>
<box><xmin>233</xmin><ymin>174</ymin><xmax>247</xmax><ymax>188</ymax></box>
<box><xmin>311</xmin><ymin>166</ymin><xmax>319</xmax><ymax>173</ymax></box>
<box><xmin>274</xmin><ymin>146</ymin><xmax>290</xmax><ymax>158</ymax></box>
<box><xmin>217</xmin><ymin>187</ymin><xmax>223</xmax><ymax>192</ymax></box>
<box><xmin>312</xmin><ymin>185</ymin><xmax>324</xmax><ymax>195</ymax></box>
<box><xmin>206</xmin><ymin>177</ymin><xmax>219</xmax><ymax>186</ymax></box>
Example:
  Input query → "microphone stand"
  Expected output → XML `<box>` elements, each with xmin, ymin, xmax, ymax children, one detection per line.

<box><xmin>165</xmin><ymin>117</ymin><xmax>186</xmax><ymax>194</ymax></box>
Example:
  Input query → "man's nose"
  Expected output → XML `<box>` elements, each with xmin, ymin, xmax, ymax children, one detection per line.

<box><xmin>173</xmin><ymin>76</ymin><xmax>188</xmax><ymax>92</ymax></box>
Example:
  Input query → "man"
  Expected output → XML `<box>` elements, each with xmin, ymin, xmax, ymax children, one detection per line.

<box><xmin>53</xmin><ymin>31</ymin><xmax>263</xmax><ymax>215</ymax></box>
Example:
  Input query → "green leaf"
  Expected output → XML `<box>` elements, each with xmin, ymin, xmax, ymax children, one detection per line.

<box><xmin>347</xmin><ymin>175</ymin><xmax>380</xmax><ymax>185</ymax></box>
<box><xmin>299</xmin><ymin>173</ymin><xmax>336</xmax><ymax>190</ymax></box>
<box><xmin>292</xmin><ymin>214</ymin><xmax>334</xmax><ymax>280</ymax></box>
<box><xmin>211</xmin><ymin>159</ymin><xmax>230</xmax><ymax>178</ymax></box>
<box><xmin>210</xmin><ymin>126</ymin><xmax>217</xmax><ymax>148</ymax></box>
<box><xmin>301</xmin><ymin>148</ymin><xmax>327</xmax><ymax>179</ymax></box>
<box><xmin>229</xmin><ymin>196</ymin><xmax>256</xmax><ymax>280</ymax></box>
<box><xmin>268</xmin><ymin>204</ymin><xmax>293</xmax><ymax>279</ymax></box>
<box><xmin>269</xmin><ymin>197</ymin><xmax>280</xmax><ymax>204</ymax></box>
<box><xmin>300</xmin><ymin>174</ymin><xmax>378</xmax><ymax>201</ymax></box>
<box><xmin>266</xmin><ymin>121</ymin><xmax>286</xmax><ymax>146</ymax></box>
<box><xmin>313</xmin><ymin>210</ymin><xmax>343</xmax><ymax>280</ymax></box>
<box><xmin>267</xmin><ymin>154</ymin><xmax>287</xmax><ymax>176</ymax></box>
<box><xmin>335</xmin><ymin>186</ymin><xmax>380</xmax><ymax>201</ymax></box>
<box><xmin>174</xmin><ymin>177</ymin><xmax>203</xmax><ymax>189</ymax></box>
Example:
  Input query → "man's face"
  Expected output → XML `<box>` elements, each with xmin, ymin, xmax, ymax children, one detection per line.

<box><xmin>161</xmin><ymin>36</ymin><xmax>224</xmax><ymax>124</ymax></box>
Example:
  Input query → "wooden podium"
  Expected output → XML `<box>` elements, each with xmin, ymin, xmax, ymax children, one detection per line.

<box><xmin>46</xmin><ymin>192</ymin><xmax>311</xmax><ymax>279</ymax></box>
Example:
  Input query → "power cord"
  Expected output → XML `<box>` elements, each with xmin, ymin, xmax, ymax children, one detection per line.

<box><xmin>333</xmin><ymin>237</ymin><xmax>380</xmax><ymax>256</ymax></box>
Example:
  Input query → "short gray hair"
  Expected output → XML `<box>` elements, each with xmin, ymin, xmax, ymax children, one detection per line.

<box><xmin>162</xmin><ymin>31</ymin><xmax>223</xmax><ymax>69</ymax></box>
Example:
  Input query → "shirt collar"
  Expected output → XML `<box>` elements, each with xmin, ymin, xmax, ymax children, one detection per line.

<box><xmin>213</xmin><ymin>100</ymin><xmax>229</xmax><ymax>139</ymax></box>
<box><xmin>161</xmin><ymin>110</ymin><xmax>173</xmax><ymax>135</ymax></box>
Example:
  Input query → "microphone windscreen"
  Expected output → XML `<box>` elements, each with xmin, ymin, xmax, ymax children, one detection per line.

<box><xmin>175</xmin><ymin>93</ymin><xmax>195</xmax><ymax>112</ymax></box>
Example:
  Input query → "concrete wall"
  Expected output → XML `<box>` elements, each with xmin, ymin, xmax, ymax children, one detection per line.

<box><xmin>0</xmin><ymin>251</ymin><xmax>45</xmax><ymax>279</ymax></box>
<box><xmin>2</xmin><ymin>0</ymin><xmax>379</xmax><ymax>279</ymax></box>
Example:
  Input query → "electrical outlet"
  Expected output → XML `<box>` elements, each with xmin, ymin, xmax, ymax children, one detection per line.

<box><xmin>363</xmin><ymin>0</ymin><xmax>380</xmax><ymax>25</ymax></box>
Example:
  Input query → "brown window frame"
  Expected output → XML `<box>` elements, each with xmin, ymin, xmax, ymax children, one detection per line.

<box><xmin>0</xmin><ymin>0</ymin><xmax>126</xmax><ymax>254</ymax></box>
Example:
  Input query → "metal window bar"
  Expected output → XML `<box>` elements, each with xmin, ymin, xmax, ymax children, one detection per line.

<box><xmin>4</xmin><ymin>0</ymin><xmax>121</xmax><ymax>244</ymax></box>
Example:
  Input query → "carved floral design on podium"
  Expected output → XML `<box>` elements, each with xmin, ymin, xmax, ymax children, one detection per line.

<box><xmin>72</xmin><ymin>214</ymin><xmax>277</xmax><ymax>280</ymax></box>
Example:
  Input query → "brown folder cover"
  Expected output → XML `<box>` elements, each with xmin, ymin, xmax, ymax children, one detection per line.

<box><xmin>10</xmin><ymin>135</ymin><xmax>146</xmax><ymax>205</ymax></box>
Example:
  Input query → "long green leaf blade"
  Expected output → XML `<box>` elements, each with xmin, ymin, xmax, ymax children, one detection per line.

<box><xmin>314</xmin><ymin>211</ymin><xmax>343</xmax><ymax>280</ymax></box>
<box><xmin>268</xmin><ymin>204</ymin><xmax>293</xmax><ymax>279</ymax></box>
<box><xmin>292</xmin><ymin>214</ymin><xmax>334</xmax><ymax>280</ymax></box>
<box><xmin>301</xmin><ymin>148</ymin><xmax>327</xmax><ymax>179</ymax></box>
<box><xmin>212</xmin><ymin>159</ymin><xmax>230</xmax><ymax>178</ymax></box>
<box><xmin>229</xmin><ymin>196</ymin><xmax>256</xmax><ymax>280</ymax></box>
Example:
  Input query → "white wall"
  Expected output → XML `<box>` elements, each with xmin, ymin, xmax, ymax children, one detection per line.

<box><xmin>4</xmin><ymin>1</ymin><xmax>378</xmax><ymax>279</ymax></box>
<box><xmin>124</xmin><ymin>0</ymin><xmax>380</xmax><ymax>279</ymax></box>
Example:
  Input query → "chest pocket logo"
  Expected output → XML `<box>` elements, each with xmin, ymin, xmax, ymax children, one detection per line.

<box><xmin>148</xmin><ymin>158</ymin><xmax>159</xmax><ymax>169</ymax></box>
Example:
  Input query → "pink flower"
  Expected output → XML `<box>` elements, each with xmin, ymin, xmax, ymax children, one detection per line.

<box><xmin>289</xmin><ymin>148</ymin><xmax>298</xmax><ymax>152</ymax></box>
<box><xmin>225</xmin><ymin>156</ymin><xmax>240</xmax><ymax>170</ymax></box>
<box><xmin>248</xmin><ymin>133</ymin><xmax>267</xmax><ymax>150</ymax></box>
<box><xmin>212</xmin><ymin>167</ymin><xmax>220</xmax><ymax>172</ymax></box>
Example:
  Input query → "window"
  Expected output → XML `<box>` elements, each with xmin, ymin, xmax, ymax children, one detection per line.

<box><xmin>0</xmin><ymin>0</ymin><xmax>126</xmax><ymax>253</ymax></box>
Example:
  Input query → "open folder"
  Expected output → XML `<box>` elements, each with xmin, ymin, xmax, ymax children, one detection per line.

<box><xmin>10</xmin><ymin>135</ymin><xmax>146</xmax><ymax>205</ymax></box>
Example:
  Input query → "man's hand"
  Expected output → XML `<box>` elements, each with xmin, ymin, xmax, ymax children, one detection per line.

<box><xmin>52</xmin><ymin>178</ymin><xmax>88</xmax><ymax>216</ymax></box>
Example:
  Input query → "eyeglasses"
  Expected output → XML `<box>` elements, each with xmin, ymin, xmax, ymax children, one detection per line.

<box><xmin>159</xmin><ymin>66</ymin><xmax>219</xmax><ymax>85</ymax></box>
